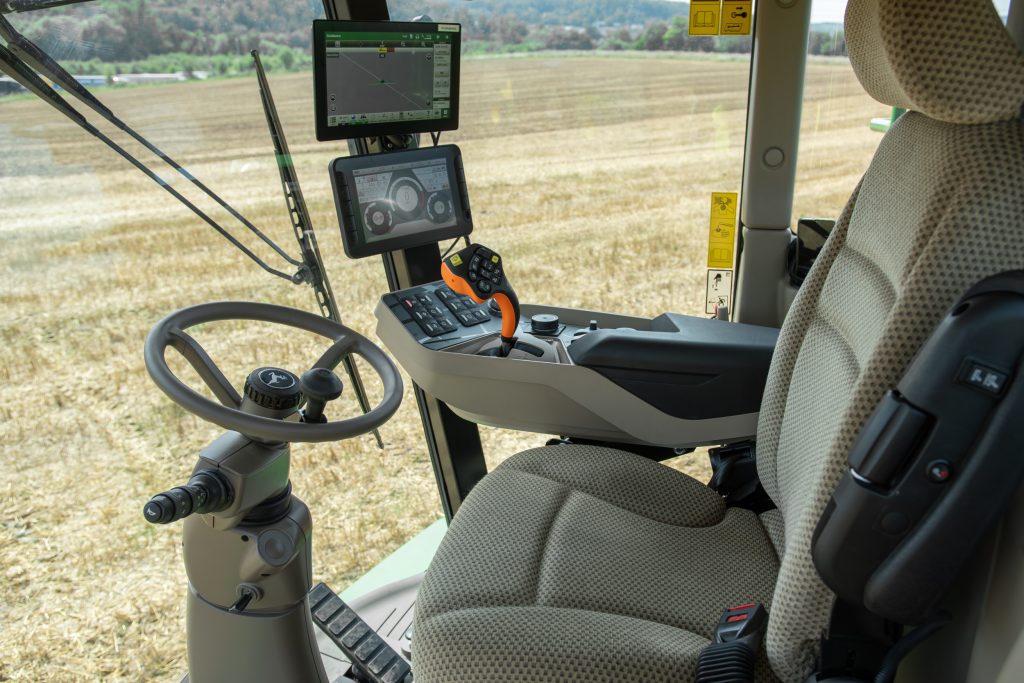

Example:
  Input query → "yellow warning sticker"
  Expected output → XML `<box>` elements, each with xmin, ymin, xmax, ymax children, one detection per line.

<box><xmin>708</xmin><ymin>192</ymin><xmax>738</xmax><ymax>269</ymax></box>
<box><xmin>451</xmin><ymin>254</ymin><xmax>462</xmax><ymax>266</ymax></box>
<box><xmin>720</xmin><ymin>1</ymin><xmax>753</xmax><ymax>35</ymax></box>
<box><xmin>689</xmin><ymin>0</ymin><xmax>721</xmax><ymax>36</ymax></box>
<box><xmin>491</xmin><ymin>255</ymin><xmax>500</xmax><ymax>264</ymax></box>
<box><xmin>706</xmin><ymin>268</ymin><xmax>734</xmax><ymax>315</ymax></box>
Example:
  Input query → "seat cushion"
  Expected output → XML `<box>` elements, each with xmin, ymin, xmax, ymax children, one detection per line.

<box><xmin>413</xmin><ymin>446</ymin><xmax>781</xmax><ymax>683</ymax></box>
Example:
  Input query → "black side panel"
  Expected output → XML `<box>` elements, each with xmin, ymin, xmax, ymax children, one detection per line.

<box><xmin>567</xmin><ymin>314</ymin><xmax>778</xmax><ymax>420</ymax></box>
<box><xmin>813</xmin><ymin>273</ymin><xmax>1024</xmax><ymax>625</ymax></box>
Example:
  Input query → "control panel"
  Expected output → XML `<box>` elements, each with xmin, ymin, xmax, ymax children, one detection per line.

<box><xmin>381</xmin><ymin>281</ymin><xmax>609</xmax><ymax>357</ymax></box>
<box><xmin>381</xmin><ymin>282</ymin><xmax>495</xmax><ymax>348</ymax></box>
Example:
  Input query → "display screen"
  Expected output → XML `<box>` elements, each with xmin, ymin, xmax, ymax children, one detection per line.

<box><xmin>354</xmin><ymin>157</ymin><xmax>456</xmax><ymax>243</ymax></box>
<box><xmin>331</xmin><ymin>145</ymin><xmax>473</xmax><ymax>259</ymax></box>
<box><xmin>314</xmin><ymin>20</ymin><xmax>461</xmax><ymax>141</ymax></box>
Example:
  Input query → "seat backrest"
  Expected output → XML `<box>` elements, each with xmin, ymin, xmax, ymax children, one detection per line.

<box><xmin>754</xmin><ymin>1</ymin><xmax>1024</xmax><ymax>680</ymax></box>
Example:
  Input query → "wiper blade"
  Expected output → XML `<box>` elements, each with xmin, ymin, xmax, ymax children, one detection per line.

<box><xmin>0</xmin><ymin>43</ymin><xmax>304</xmax><ymax>284</ymax></box>
<box><xmin>1</xmin><ymin>0</ymin><xmax>98</xmax><ymax>14</ymax></box>
<box><xmin>0</xmin><ymin>14</ymin><xmax>307</xmax><ymax>277</ymax></box>
<box><xmin>252</xmin><ymin>48</ymin><xmax>384</xmax><ymax>448</ymax></box>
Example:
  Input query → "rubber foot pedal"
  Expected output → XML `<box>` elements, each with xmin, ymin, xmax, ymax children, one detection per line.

<box><xmin>309</xmin><ymin>583</ymin><xmax>413</xmax><ymax>683</ymax></box>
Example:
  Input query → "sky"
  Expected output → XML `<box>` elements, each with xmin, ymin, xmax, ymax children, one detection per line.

<box><xmin>667</xmin><ymin>0</ymin><xmax>1013</xmax><ymax>24</ymax></box>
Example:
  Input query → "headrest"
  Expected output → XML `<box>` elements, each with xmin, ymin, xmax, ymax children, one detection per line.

<box><xmin>846</xmin><ymin>0</ymin><xmax>1024</xmax><ymax>124</ymax></box>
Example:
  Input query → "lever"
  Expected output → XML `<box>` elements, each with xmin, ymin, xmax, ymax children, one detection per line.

<box><xmin>441</xmin><ymin>243</ymin><xmax>520</xmax><ymax>356</ymax></box>
<box><xmin>144</xmin><ymin>470</ymin><xmax>233</xmax><ymax>525</ymax></box>
<box><xmin>300</xmin><ymin>367</ymin><xmax>344</xmax><ymax>424</ymax></box>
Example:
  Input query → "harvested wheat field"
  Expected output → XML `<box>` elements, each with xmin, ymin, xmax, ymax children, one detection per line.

<box><xmin>0</xmin><ymin>53</ymin><xmax>884</xmax><ymax>681</ymax></box>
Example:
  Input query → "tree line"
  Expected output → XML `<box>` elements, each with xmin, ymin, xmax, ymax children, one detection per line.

<box><xmin>10</xmin><ymin>0</ymin><xmax>847</xmax><ymax>77</ymax></box>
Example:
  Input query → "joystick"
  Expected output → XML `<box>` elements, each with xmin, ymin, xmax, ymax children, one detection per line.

<box><xmin>441</xmin><ymin>244</ymin><xmax>520</xmax><ymax>356</ymax></box>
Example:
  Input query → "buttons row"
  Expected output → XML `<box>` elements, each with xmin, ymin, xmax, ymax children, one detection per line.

<box><xmin>400</xmin><ymin>296</ymin><xmax>458</xmax><ymax>337</ymax></box>
<box><xmin>399</xmin><ymin>286</ymin><xmax>494</xmax><ymax>337</ymax></box>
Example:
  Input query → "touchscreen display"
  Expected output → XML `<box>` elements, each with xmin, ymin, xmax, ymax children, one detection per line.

<box><xmin>354</xmin><ymin>157</ymin><xmax>456</xmax><ymax>243</ymax></box>
<box><xmin>331</xmin><ymin>145</ymin><xmax>473</xmax><ymax>259</ymax></box>
<box><xmin>314</xmin><ymin>20</ymin><xmax>461</xmax><ymax>141</ymax></box>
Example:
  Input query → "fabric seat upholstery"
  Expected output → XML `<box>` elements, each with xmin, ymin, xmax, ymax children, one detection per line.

<box><xmin>414</xmin><ymin>446</ymin><xmax>780</xmax><ymax>682</ymax></box>
<box><xmin>413</xmin><ymin>1</ymin><xmax>1024</xmax><ymax>681</ymax></box>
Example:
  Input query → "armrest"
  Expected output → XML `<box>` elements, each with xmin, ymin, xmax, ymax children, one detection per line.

<box><xmin>567</xmin><ymin>314</ymin><xmax>779</xmax><ymax>420</ymax></box>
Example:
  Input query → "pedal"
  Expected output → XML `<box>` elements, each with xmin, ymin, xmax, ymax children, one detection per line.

<box><xmin>309</xmin><ymin>583</ymin><xmax>413</xmax><ymax>683</ymax></box>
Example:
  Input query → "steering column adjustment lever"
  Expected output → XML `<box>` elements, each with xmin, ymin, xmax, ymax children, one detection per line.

<box><xmin>144</xmin><ymin>469</ymin><xmax>233</xmax><ymax>525</ymax></box>
<box><xmin>442</xmin><ymin>243</ymin><xmax>520</xmax><ymax>357</ymax></box>
<box><xmin>300</xmin><ymin>367</ymin><xmax>344</xmax><ymax>424</ymax></box>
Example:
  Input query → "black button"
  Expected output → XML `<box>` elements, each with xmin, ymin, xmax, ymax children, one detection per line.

<box><xmin>412</xmin><ymin>310</ymin><xmax>430</xmax><ymax>322</ymax></box>
<box><xmin>471</xmin><ymin>255</ymin><xmax>481</xmax><ymax>268</ymax></box>
<box><xmin>490</xmin><ymin>273</ymin><xmax>502</xmax><ymax>285</ymax></box>
<box><xmin>428</xmin><ymin>305</ymin><xmax>445</xmax><ymax>316</ymax></box>
<box><xmin>416</xmin><ymin>294</ymin><xmax>432</xmax><ymax>304</ymax></box>
<box><xmin>436</xmin><ymin>289</ymin><xmax>454</xmax><ymax>301</ymax></box>
<box><xmin>469</xmin><ymin>272</ymin><xmax>478</xmax><ymax>282</ymax></box>
<box><xmin>422</xmin><ymin>321</ymin><xmax>442</xmax><ymax>336</ymax></box>
<box><xmin>457</xmin><ymin>312</ymin><xmax>475</xmax><ymax>326</ymax></box>
<box><xmin>473</xmin><ymin>309</ymin><xmax>490</xmax><ymax>323</ymax></box>
<box><xmin>438</xmin><ymin>318</ymin><xmax>457</xmax><ymax>332</ymax></box>
<box><xmin>926</xmin><ymin>460</ymin><xmax>953</xmax><ymax>483</ymax></box>
<box><xmin>458</xmin><ymin>296</ymin><xmax>474</xmax><ymax>306</ymax></box>
<box><xmin>960</xmin><ymin>361</ymin><xmax>1008</xmax><ymax>396</ymax></box>
<box><xmin>448</xmin><ymin>301</ymin><xmax>465</xmax><ymax>312</ymax></box>
<box><xmin>478</xmin><ymin>280</ymin><xmax>492</xmax><ymax>294</ymax></box>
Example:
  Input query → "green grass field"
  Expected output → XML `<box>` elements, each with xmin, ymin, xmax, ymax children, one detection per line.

<box><xmin>0</xmin><ymin>53</ymin><xmax>884</xmax><ymax>680</ymax></box>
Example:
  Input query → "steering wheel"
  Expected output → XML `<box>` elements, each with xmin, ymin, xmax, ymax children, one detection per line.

<box><xmin>144</xmin><ymin>302</ymin><xmax>402</xmax><ymax>443</ymax></box>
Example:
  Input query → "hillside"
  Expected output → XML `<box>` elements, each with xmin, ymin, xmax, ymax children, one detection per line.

<box><xmin>2</xmin><ymin>0</ymin><xmax>847</xmax><ymax>77</ymax></box>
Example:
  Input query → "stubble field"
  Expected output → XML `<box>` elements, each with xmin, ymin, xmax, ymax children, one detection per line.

<box><xmin>0</xmin><ymin>53</ymin><xmax>883</xmax><ymax>680</ymax></box>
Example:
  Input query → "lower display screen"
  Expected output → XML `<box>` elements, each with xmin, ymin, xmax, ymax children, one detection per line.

<box><xmin>354</xmin><ymin>158</ymin><xmax>456</xmax><ymax>243</ymax></box>
<box><xmin>331</xmin><ymin>144</ymin><xmax>473</xmax><ymax>259</ymax></box>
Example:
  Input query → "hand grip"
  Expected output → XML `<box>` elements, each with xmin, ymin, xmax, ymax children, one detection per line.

<box><xmin>441</xmin><ymin>243</ymin><xmax>520</xmax><ymax>344</ymax></box>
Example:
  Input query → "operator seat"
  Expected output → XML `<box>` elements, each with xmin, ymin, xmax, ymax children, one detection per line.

<box><xmin>411</xmin><ymin>1</ymin><xmax>1024</xmax><ymax>681</ymax></box>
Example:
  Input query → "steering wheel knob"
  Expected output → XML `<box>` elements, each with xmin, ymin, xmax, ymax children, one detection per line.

<box><xmin>301</xmin><ymin>368</ymin><xmax>344</xmax><ymax>402</ymax></box>
<box><xmin>243</xmin><ymin>367</ymin><xmax>303</xmax><ymax>413</ymax></box>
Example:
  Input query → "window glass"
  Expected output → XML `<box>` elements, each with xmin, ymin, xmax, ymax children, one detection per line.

<box><xmin>792</xmin><ymin>0</ymin><xmax>881</xmax><ymax>225</ymax></box>
<box><xmin>0</xmin><ymin>3</ymin><xmax>754</xmax><ymax>677</ymax></box>
<box><xmin>792</xmin><ymin>0</ymin><xmax>1014</xmax><ymax>226</ymax></box>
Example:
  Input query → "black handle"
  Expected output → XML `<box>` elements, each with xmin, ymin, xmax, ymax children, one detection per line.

<box><xmin>144</xmin><ymin>470</ymin><xmax>233</xmax><ymax>524</ymax></box>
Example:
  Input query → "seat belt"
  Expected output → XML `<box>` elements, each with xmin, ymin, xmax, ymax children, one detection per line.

<box><xmin>696</xmin><ymin>603</ymin><xmax>769</xmax><ymax>683</ymax></box>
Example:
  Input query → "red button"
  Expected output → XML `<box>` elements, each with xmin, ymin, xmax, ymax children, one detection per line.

<box><xmin>727</xmin><ymin>614</ymin><xmax>749</xmax><ymax>623</ymax></box>
<box><xmin>729</xmin><ymin>603</ymin><xmax>756</xmax><ymax>611</ymax></box>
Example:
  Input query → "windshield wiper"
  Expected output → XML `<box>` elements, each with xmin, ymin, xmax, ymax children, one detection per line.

<box><xmin>0</xmin><ymin>16</ymin><xmax>309</xmax><ymax>284</ymax></box>
<box><xmin>1</xmin><ymin>0</ymin><xmax>98</xmax><ymax>14</ymax></box>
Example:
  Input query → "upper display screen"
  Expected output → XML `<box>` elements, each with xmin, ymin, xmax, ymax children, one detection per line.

<box><xmin>313</xmin><ymin>20</ymin><xmax>461</xmax><ymax>141</ymax></box>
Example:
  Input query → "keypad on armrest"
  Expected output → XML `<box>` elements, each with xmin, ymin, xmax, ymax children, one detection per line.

<box><xmin>399</xmin><ymin>285</ymin><xmax>491</xmax><ymax>337</ymax></box>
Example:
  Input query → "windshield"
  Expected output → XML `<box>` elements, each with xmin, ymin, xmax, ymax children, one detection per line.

<box><xmin>1</xmin><ymin>2</ymin><xmax>752</xmax><ymax>678</ymax></box>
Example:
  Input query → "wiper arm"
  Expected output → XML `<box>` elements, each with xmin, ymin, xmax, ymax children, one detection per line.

<box><xmin>0</xmin><ymin>14</ymin><xmax>307</xmax><ymax>278</ymax></box>
<box><xmin>0</xmin><ymin>42</ymin><xmax>305</xmax><ymax>284</ymax></box>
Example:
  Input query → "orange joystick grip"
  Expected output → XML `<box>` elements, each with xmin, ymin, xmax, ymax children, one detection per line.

<box><xmin>441</xmin><ymin>244</ymin><xmax>520</xmax><ymax>351</ymax></box>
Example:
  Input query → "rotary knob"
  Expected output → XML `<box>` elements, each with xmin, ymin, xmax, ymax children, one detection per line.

<box><xmin>530</xmin><ymin>313</ymin><xmax>560</xmax><ymax>336</ymax></box>
<box><xmin>243</xmin><ymin>367</ymin><xmax>303</xmax><ymax>411</ymax></box>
